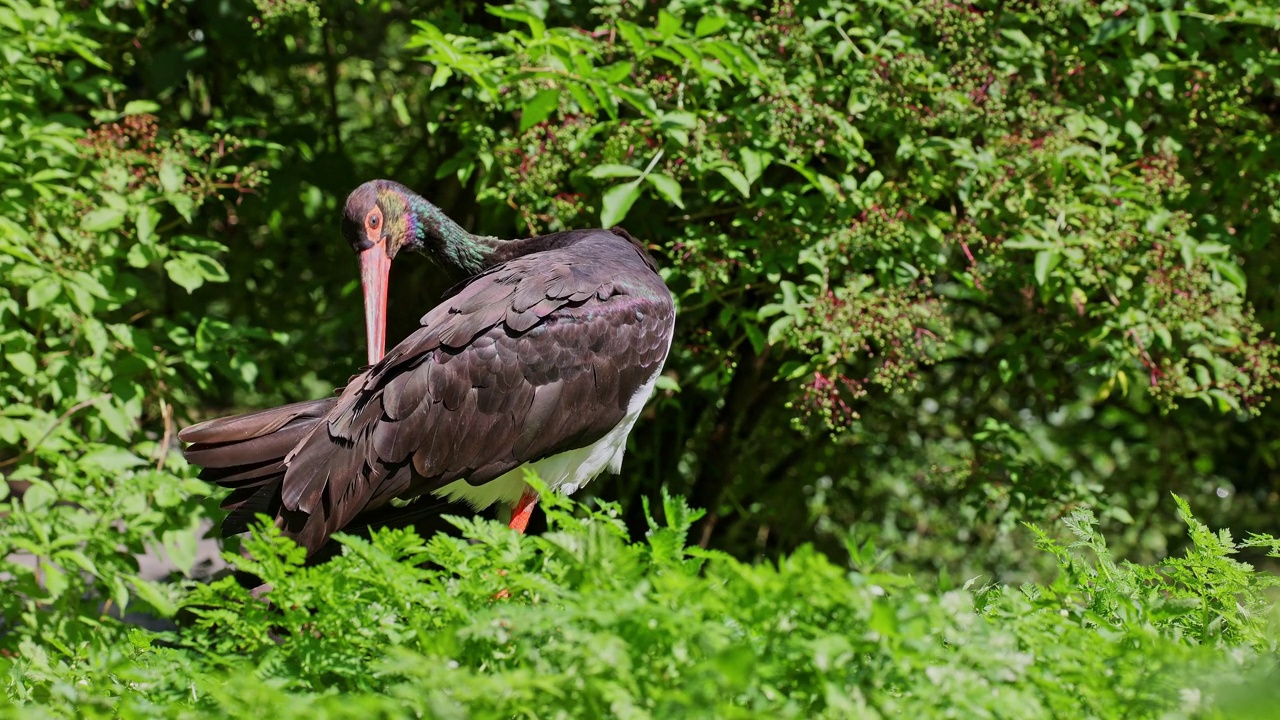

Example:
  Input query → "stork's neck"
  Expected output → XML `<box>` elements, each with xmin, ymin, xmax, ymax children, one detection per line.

<box><xmin>403</xmin><ymin>192</ymin><xmax>502</xmax><ymax>276</ymax></box>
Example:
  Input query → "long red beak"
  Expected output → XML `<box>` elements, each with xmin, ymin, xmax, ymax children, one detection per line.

<box><xmin>359</xmin><ymin>243</ymin><xmax>391</xmax><ymax>366</ymax></box>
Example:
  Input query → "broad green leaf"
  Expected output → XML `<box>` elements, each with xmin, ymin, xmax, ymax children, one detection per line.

<box><xmin>391</xmin><ymin>93</ymin><xmax>412</xmax><ymax>126</ymax></box>
<box><xmin>23</xmin><ymin>481</ymin><xmax>56</xmax><ymax>512</ymax></box>
<box><xmin>695</xmin><ymin>14</ymin><xmax>728</xmax><ymax>37</ymax></box>
<box><xmin>29</xmin><ymin>169</ymin><xmax>73</xmax><ymax>183</ymax></box>
<box><xmin>780</xmin><ymin>280</ymin><xmax>800</xmax><ymax>314</ymax></box>
<box><xmin>767</xmin><ymin>316</ymin><xmax>794</xmax><ymax>346</ymax></box>
<box><xmin>519</xmin><ymin>88</ymin><xmax>560</xmax><ymax>132</ymax></box>
<box><xmin>616</xmin><ymin>21</ymin><xmax>647</xmax><ymax>54</ymax></box>
<box><xmin>26</xmin><ymin>277</ymin><xmax>61</xmax><ymax>309</ymax></box>
<box><xmin>645</xmin><ymin>173</ymin><xmax>685</xmax><ymax>209</ymax></box>
<box><xmin>165</xmin><ymin>258</ymin><xmax>205</xmax><ymax>293</ymax></box>
<box><xmin>1034</xmin><ymin>250</ymin><xmax>1059</xmax><ymax>286</ymax></box>
<box><xmin>1210</xmin><ymin>257</ymin><xmax>1247</xmax><ymax>293</ymax></box>
<box><xmin>122</xmin><ymin>100</ymin><xmax>160</xmax><ymax>115</ymax></box>
<box><xmin>158</xmin><ymin>158</ymin><xmax>184</xmax><ymax>194</ymax></box>
<box><xmin>6</xmin><ymin>351</ymin><xmax>37</xmax><ymax>377</ymax></box>
<box><xmin>566</xmin><ymin>83</ymin><xmax>598</xmax><ymax>115</ymax></box>
<box><xmin>54</xmin><ymin>549</ymin><xmax>99</xmax><ymax>577</ymax></box>
<box><xmin>656</xmin><ymin>10</ymin><xmax>681</xmax><ymax>39</ymax></box>
<box><xmin>167</xmin><ymin>192</ymin><xmax>195</xmax><ymax>222</ymax></box>
<box><xmin>81</xmin><ymin>207</ymin><xmax>124</xmax><ymax>232</ymax></box>
<box><xmin>601</xmin><ymin>182</ymin><xmax>642</xmax><ymax>227</ymax></box>
<box><xmin>659</xmin><ymin>111</ymin><xmax>696</xmax><ymax>129</ymax></box>
<box><xmin>600</xmin><ymin>61</ymin><xmax>632</xmax><ymax>84</ymax></box>
<box><xmin>1136</xmin><ymin>15</ymin><xmax>1155</xmax><ymax>44</ymax></box>
<box><xmin>82</xmin><ymin>319</ymin><xmax>108</xmax><ymax>356</ymax></box>
<box><xmin>1089</xmin><ymin>18</ymin><xmax>1136</xmax><ymax>45</ymax></box>
<box><xmin>70</xmin><ymin>270</ymin><xmax>109</xmax><ymax>299</ymax></box>
<box><xmin>716</xmin><ymin>167</ymin><xmax>751</xmax><ymax>197</ymax></box>
<box><xmin>110</xmin><ymin>576</ymin><xmax>130</xmax><ymax>616</ymax></box>
<box><xmin>429</xmin><ymin>65</ymin><xmax>453</xmax><ymax>91</ymax></box>
<box><xmin>128</xmin><ymin>577</ymin><xmax>178</xmax><ymax>617</ymax></box>
<box><xmin>40</xmin><ymin>561</ymin><xmax>68</xmax><ymax>599</ymax></box>
<box><xmin>782</xmin><ymin>161</ymin><xmax>824</xmax><ymax>193</ymax></box>
<box><xmin>127</xmin><ymin>243</ymin><xmax>160</xmax><ymax>268</ymax></box>
<box><xmin>164</xmin><ymin>253</ymin><xmax>228</xmax><ymax>293</ymax></box>
<box><xmin>741</xmin><ymin>148</ymin><xmax>768</xmax><ymax>185</ymax></box>
<box><xmin>1000</xmin><ymin>29</ymin><xmax>1033</xmax><ymax>48</ymax></box>
<box><xmin>588</xmin><ymin>164</ymin><xmax>644</xmax><ymax>179</ymax></box>
<box><xmin>136</xmin><ymin>205</ymin><xmax>159</xmax><ymax>245</ymax></box>
<box><xmin>743</xmin><ymin>322</ymin><xmax>766</xmax><ymax>354</ymax></box>
<box><xmin>97</xmin><ymin>398</ymin><xmax>137</xmax><ymax>441</ymax></box>
<box><xmin>80</xmin><ymin>446</ymin><xmax>146</xmax><ymax>472</ymax></box>
<box><xmin>231</xmin><ymin>353</ymin><xmax>259</xmax><ymax>386</ymax></box>
<box><xmin>486</xmin><ymin>5</ymin><xmax>546</xmax><ymax>38</ymax></box>
<box><xmin>615</xmin><ymin>86</ymin><xmax>657</xmax><ymax>118</ymax></box>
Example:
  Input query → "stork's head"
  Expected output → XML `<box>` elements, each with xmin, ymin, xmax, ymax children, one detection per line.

<box><xmin>343</xmin><ymin>179</ymin><xmax>491</xmax><ymax>367</ymax></box>
<box><xmin>342</xmin><ymin>180</ymin><xmax>425</xmax><ymax>367</ymax></box>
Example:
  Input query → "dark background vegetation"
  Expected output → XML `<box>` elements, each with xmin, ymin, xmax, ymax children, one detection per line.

<box><xmin>3</xmin><ymin>0</ymin><xmax>1280</xmax><ymax>716</ymax></box>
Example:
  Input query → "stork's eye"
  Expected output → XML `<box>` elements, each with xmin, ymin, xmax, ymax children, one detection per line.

<box><xmin>367</xmin><ymin>211</ymin><xmax>381</xmax><ymax>230</ymax></box>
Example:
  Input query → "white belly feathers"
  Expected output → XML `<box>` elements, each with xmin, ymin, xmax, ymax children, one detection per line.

<box><xmin>432</xmin><ymin>366</ymin><xmax>664</xmax><ymax>510</ymax></box>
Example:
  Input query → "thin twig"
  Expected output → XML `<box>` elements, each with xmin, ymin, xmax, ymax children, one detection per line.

<box><xmin>154</xmin><ymin>398</ymin><xmax>173</xmax><ymax>471</ymax></box>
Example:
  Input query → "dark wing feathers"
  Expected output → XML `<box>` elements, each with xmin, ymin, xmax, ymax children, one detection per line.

<box><xmin>179</xmin><ymin>398</ymin><xmax>335</xmax><ymax>446</ymax></box>
<box><xmin>183</xmin><ymin>230</ymin><xmax>674</xmax><ymax>556</ymax></box>
<box><xmin>178</xmin><ymin>397</ymin><xmax>340</xmax><ymax>537</ymax></box>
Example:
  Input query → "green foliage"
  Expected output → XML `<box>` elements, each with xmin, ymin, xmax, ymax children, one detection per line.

<box><xmin>390</xmin><ymin>0</ymin><xmax>1280</xmax><ymax>573</ymax></box>
<box><xmin>0</xmin><ymin>0</ymin><xmax>281</xmax><ymax>652</ymax></box>
<box><xmin>408</xmin><ymin>0</ymin><xmax>1280</xmax><ymax>420</ymax></box>
<box><xmin>4</xmin><ymin>491</ymin><xmax>1280</xmax><ymax>719</ymax></box>
<box><xmin>1028</xmin><ymin>494</ymin><xmax>1280</xmax><ymax>649</ymax></box>
<box><xmin>4</xmin><ymin>0</ymin><xmax>1280</xmax><ymax>715</ymax></box>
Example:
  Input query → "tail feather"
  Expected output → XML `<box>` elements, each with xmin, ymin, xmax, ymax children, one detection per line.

<box><xmin>185</xmin><ymin>429</ymin><xmax>308</xmax><ymax>473</ymax></box>
<box><xmin>181</xmin><ymin>396</ymin><xmax>476</xmax><ymax>560</ymax></box>
<box><xmin>221</xmin><ymin>484</ymin><xmax>280</xmax><ymax>536</ymax></box>
<box><xmin>199</xmin><ymin>458</ymin><xmax>286</xmax><ymax>488</ymax></box>
<box><xmin>181</xmin><ymin>398</ymin><xmax>338</xmax><ymax>542</ymax></box>
<box><xmin>178</xmin><ymin>398</ymin><xmax>335</xmax><ymax>445</ymax></box>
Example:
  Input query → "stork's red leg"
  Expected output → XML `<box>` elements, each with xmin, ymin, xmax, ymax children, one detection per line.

<box><xmin>508</xmin><ymin>487</ymin><xmax>539</xmax><ymax>533</ymax></box>
<box><xmin>493</xmin><ymin>488</ymin><xmax>540</xmax><ymax>602</ymax></box>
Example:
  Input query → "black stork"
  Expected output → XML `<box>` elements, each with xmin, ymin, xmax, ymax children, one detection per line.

<box><xmin>178</xmin><ymin>179</ymin><xmax>676</xmax><ymax>556</ymax></box>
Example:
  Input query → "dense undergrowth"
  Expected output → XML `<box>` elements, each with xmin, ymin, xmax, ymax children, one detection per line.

<box><xmin>4</xmin><ymin>485</ymin><xmax>1280</xmax><ymax>719</ymax></box>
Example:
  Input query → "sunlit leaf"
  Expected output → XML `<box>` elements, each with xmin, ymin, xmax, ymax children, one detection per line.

<box><xmin>716</xmin><ymin>167</ymin><xmax>750</xmax><ymax>197</ymax></box>
<box><xmin>695</xmin><ymin>14</ymin><xmax>728</xmax><ymax>38</ymax></box>
<box><xmin>27</xmin><ymin>277</ymin><xmax>61</xmax><ymax>309</ymax></box>
<box><xmin>645</xmin><ymin>173</ymin><xmax>684</xmax><ymax>209</ymax></box>
<box><xmin>519</xmin><ymin>88</ymin><xmax>560</xmax><ymax>132</ymax></box>
<box><xmin>600</xmin><ymin>181</ymin><xmax>642</xmax><ymax>227</ymax></box>
<box><xmin>588</xmin><ymin>164</ymin><xmax>643</xmax><ymax>179</ymax></box>
<box><xmin>81</xmin><ymin>207</ymin><xmax>124</xmax><ymax>232</ymax></box>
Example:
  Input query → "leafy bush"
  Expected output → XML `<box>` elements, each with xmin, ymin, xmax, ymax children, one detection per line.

<box><xmin>0</xmin><ymin>0</ymin><xmax>280</xmax><ymax>650</ymax></box>
<box><xmin>4</xmin><ymin>0</ymin><xmax>1280</xmax><ymax>716</ymax></box>
<box><xmin>401</xmin><ymin>0</ymin><xmax>1280</xmax><ymax>569</ymax></box>
<box><xmin>4</xmin><ymin>488</ymin><xmax>1280</xmax><ymax>719</ymax></box>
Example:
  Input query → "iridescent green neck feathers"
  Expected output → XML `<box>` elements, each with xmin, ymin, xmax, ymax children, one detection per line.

<box><xmin>352</xmin><ymin>179</ymin><xmax>501</xmax><ymax>276</ymax></box>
